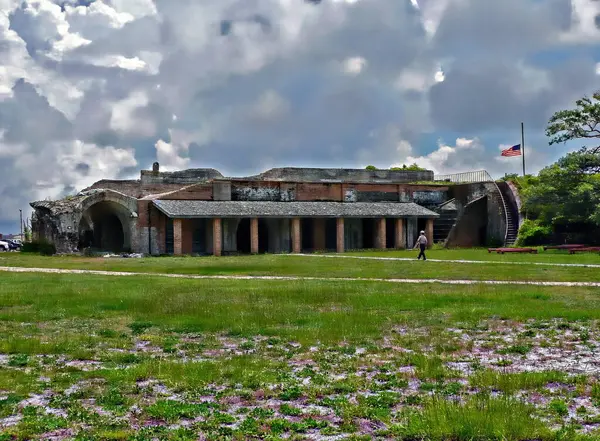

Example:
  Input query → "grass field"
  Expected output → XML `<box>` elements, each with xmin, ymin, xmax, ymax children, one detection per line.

<box><xmin>1</xmin><ymin>249</ymin><xmax>600</xmax><ymax>440</ymax></box>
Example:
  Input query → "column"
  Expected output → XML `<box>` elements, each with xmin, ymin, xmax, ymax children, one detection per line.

<box><xmin>336</xmin><ymin>218</ymin><xmax>345</xmax><ymax>253</ymax></box>
<box><xmin>313</xmin><ymin>218</ymin><xmax>326</xmax><ymax>251</ymax></box>
<box><xmin>173</xmin><ymin>218</ymin><xmax>183</xmax><ymax>256</ymax></box>
<box><xmin>426</xmin><ymin>218</ymin><xmax>434</xmax><ymax>249</ymax></box>
<box><xmin>395</xmin><ymin>218</ymin><xmax>406</xmax><ymax>249</ymax></box>
<box><xmin>376</xmin><ymin>218</ymin><xmax>386</xmax><ymax>249</ymax></box>
<box><xmin>251</xmin><ymin>218</ymin><xmax>259</xmax><ymax>254</ymax></box>
<box><xmin>213</xmin><ymin>218</ymin><xmax>222</xmax><ymax>257</ymax></box>
<box><xmin>291</xmin><ymin>218</ymin><xmax>302</xmax><ymax>254</ymax></box>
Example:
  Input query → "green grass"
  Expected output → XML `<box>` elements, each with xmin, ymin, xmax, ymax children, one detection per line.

<box><xmin>349</xmin><ymin>247</ymin><xmax>600</xmax><ymax>264</ymax></box>
<box><xmin>1</xmin><ymin>250</ymin><xmax>600</xmax><ymax>282</ymax></box>
<box><xmin>3</xmin><ymin>252</ymin><xmax>600</xmax><ymax>439</ymax></box>
<box><xmin>392</xmin><ymin>395</ymin><xmax>553</xmax><ymax>440</ymax></box>
<box><xmin>470</xmin><ymin>370</ymin><xmax>569</xmax><ymax>394</ymax></box>
<box><xmin>3</xmin><ymin>273</ymin><xmax>600</xmax><ymax>343</ymax></box>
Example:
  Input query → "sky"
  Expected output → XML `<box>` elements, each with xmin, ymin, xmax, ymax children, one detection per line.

<box><xmin>0</xmin><ymin>0</ymin><xmax>599</xmax><ymax>234</ymax></box>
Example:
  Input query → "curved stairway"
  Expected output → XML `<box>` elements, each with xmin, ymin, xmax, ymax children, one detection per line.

<box><xmin>496</xmin><ymin>181</ymin><xmax>519</xmax><ymax>246</ymax></box>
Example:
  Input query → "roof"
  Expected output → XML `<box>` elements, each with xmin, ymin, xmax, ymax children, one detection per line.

<box><xmin>153</xmin><ymin>200</ymin><xmax>439</xmax><ymax>218</ymax></box>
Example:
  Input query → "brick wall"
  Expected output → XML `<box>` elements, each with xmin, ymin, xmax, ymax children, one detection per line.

<box><xmin>296</xmin><ymin>183</ymin><xmax>343</xmax><ymax>201</ymax></box>
<box><xmin>155</xmin><ymin>183</ymin><xmax>213</xmax><ymax>201</ymax></box>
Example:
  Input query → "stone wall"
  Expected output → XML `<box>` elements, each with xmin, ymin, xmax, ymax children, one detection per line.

<box><xmin>446</xmin><ymin>183</ymin><xmax>507</xmax><ymax>247</ymax></box>
<box><xmin>446</xmin><ymin>197</ymin><xmax>488</xmax><ymax>247</ymax></box>
<box><xmin>253</xmin><ymin>167</ymin><xmax>434</xmax><ymax>183</ymax></box>
<box><xmin>141</xmin><ymin>168</ymin><xmax>223</xmax><ymax>185</ymax></box>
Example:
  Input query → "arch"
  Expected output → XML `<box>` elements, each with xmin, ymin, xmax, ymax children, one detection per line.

<box><xmin>77</xmin><ymin>190</ymin><xmax>138</xmax><ymax>253</ymax></box>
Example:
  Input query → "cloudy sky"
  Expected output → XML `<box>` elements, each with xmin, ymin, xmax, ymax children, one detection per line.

<box><xmin>0</xmin><ymin>0</ymin><xmax>599</xmax><ymax>233</ymax></box>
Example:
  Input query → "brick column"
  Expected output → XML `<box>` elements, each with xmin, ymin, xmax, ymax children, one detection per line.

<box><xmin>173</xmin><ymin>218</ymin><xmax>183</xmax><ymax>255</ymax></box>
<box><xmin>291</xmin><ymin>218</ymin><xmax>301</xmax><ymax>253</ymax></box>
<box><xmin>250</xmin><ymin>218</ymin><xmax>259</xmax><ymax>254</ymax></box>
<box><xmin>313</xmin><ymin>218</ymin><xmax>326</xmax><ymax>250</ymax></box>
<box><xmin>395</xmin><ymin>218</ymin><xmax>406</xmax><ymax>249</ymax></box>
<box><xmin>213</xmin><ymin>218</ymin><xmax>222</xmax><ymax>257</ymax></box>
<box><xmin>376</xmin><ymin>218</ymin><xmax>386</xmax><ymax>249</ymax></box>
<box><xmin>426</xmin><ymin>218</ymin><xmax>434</xmax><ymax>249</ymax></box>
<box><xmin>336</xmin><ymin>218</ymin><xmax>345</xmax><ymax>253</ymax></box>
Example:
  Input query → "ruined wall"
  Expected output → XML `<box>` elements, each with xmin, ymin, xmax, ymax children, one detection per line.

<box><xmin>446</xmin><ymin>183</ymin><xmax>506</xmax><ymax>246</ymax></box>
<box><xmin>446</xmin><ymin>197</ymin><xmax>487</xmax><ymax>247</ymax></box>
<box><xmin>141</xmin><ymin>168</ymin><xmax>223</xmax><ymax>185</ymax></box>
<box><xmin>253</xmin><ymin>167</ymin><xmax>434</xmax><ymax>183</ymax></box>
<box><xmin>137</xmin><ymin>201</ymin><xmax>166</xmax><ymax>255</ymax></box>
<box><xmin>86</xmin><ymin>180</ymin><xmax>188</xmax><ymax>199</ymax></box>
<box><xmin>154</xmin><ymin>183</ymin><xmax>213</xmax><ymax>201</ymax></box>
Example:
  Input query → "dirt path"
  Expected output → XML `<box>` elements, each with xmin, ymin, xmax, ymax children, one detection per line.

<box><xmin>2</xmin><ymin>265</ymin><xmax>600</xmax><ymax>287</ymax></box>
<box><xmin>287</xmin><ymin>253</ymin><xmax>600</xmax><ymax>268</ymax></box>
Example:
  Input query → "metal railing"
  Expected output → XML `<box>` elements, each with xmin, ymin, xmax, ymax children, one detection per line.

<box><xmin>434</xmin><ymin>170</ymin><xmax>510</xmax><ymax>246</ymax></box>
<box><xmin>434</xmin><ymin>170</ymin><xmax>491</xmax><ymax>183</ymax></box>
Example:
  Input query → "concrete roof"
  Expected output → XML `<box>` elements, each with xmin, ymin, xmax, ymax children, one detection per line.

<box><xmin>153</xmin><ymin>200</ymin><xmax>439</xmax><ymax>219</ymax></box>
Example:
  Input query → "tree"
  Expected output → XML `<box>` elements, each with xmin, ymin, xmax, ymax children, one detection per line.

<box><xmin>390</xmin><ymin>163</ymin><xmax>426</xmax><ymax>171</ymax></box>
<box><xmin>516</xmin><ymin>92</ymin><xmax>600</xmax><ymax>244</ymax></box>
<box><xmin>546</xmin><ymin>91</ymin><xmax>600</xmax><ymax>155</ymax></box>
<box><xmin>365</xmin><ymin>163</ymin><xmax>426</xmax><ymax>171</ymax></box>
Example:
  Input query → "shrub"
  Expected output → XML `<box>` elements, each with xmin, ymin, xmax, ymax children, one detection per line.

<box><xmin>516</xmin><ymin>220</ymin><xmax>552</xmax><ymax>246</ymax></box>
<box><xmin>21</xmin><ymin>240</ymin><xmax>56</xmax><ymax>256</ymax></box>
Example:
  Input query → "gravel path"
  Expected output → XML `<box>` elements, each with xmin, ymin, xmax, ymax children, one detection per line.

<box><xmin>287</xmin><ymin>253</ymin><xmax>600</xmax><ymax>268</ymax></box>
<box><xmin>2</xmin><ymin>265</ymin><xmax>600</xmax><ymax>287</ymax></box>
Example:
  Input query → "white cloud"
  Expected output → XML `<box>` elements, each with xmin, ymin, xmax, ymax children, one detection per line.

<box><xmin>342</xmin><ymin>56</ymin><xmax>367</xmax><ymax>75</ymax></box>
<box><xmin>109</xmin><ymin>90</ymin><xmax>155</xmax><ymax>136</ymax></box>
<box><xmin>0</xmin><ymin>0</ymin><xmax>599</xmax><ymax>232</ymax></box>
<box><xmin>561</xmin><ymin>0</ymin><xmax>600</xmax><ymax>43</ymax></box>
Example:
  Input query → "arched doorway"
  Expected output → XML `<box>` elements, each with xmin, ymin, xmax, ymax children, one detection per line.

<box><xmin>79</xmin><ymin>200</ymin><xmax>132</xmax><ymax>252</ymax></box>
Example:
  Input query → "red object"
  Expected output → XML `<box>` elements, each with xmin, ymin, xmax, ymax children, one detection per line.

<box><xmin>543</xmin><ymin>245</ymin><xmax>586</xmax><ymax>250</ymax></box>
<box><xmin>569</xmin><ymin>247</ymin><xmax>600</xmax><ymax>254</ymax></box>
<box><xmin>501</xmin><ymin>144</ymin><xmax>522</xmax><ymax>157</ymax></box>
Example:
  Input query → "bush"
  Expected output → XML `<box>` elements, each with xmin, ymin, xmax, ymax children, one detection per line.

<box><xmin>20</xmin><ymin>240</ymin><xmax>56</xmax><ymax>256</ymax></box>
<box><xmin>516</xmin><ymin>220</ymin><xmax>552</xmax><ymax>246</ymax></box>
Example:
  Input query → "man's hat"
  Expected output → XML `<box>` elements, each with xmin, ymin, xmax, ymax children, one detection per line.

<box><xmin>420</xmin><ymin>230</ymin><xmax>425</xmax><ymax>234</ymax></box>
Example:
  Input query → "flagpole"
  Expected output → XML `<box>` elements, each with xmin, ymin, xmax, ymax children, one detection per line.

<box><xmin>521</xmin><ymin>122</ymin><xmax>525</xmax><ymax>177</ymax></box>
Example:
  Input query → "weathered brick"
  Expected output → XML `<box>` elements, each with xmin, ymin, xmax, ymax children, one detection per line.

<box><xmin>376</xmin><ymin>218</ymin><xmax>386</xmax><ymax>249</ymax></box>
<box><xmin>395</xmin><ymin>218</ymin><xmax>406</xmax><ymax>249</ymax></box>
<box><xmin>173</xmin><ymin>218</ymin><xmax>183</xmax><ymax>255</ymax></box>
<box><xmin>251</xmin><ymin>218</ymin><xmax>259</xmax><ymax>254</ymax></box>
<box><xmin>291</xmin><ymin>218</ymin><xmax>301</xmax><ymax>253</ymax></box>
<box><xmin>336</xmin><ymin>218</ymin><xmax>344</xmax><ymax>253</ymax></box>
<box><xmin>213</xmin><ymin>218</ymin><xmax>222</xmax><ymax>257</ymax></box>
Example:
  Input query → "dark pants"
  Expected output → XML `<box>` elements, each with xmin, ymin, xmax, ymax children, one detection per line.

<box><xmin>417</xmin><ymin>244</ymin><xmax>426</xmax><ymax>260</ymax></box>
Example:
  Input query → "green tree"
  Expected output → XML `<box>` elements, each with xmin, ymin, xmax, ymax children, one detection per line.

<box><xmin>390</xmin><ymin>163</ymin><xmax>426</xmax><ymax>171</ymax></box>
<box><xmin>517</xmin><ymin>92</ymin><xmax>600</xmax><ymax>244</ymax></box>
<box><xmin>546</xmin><ymin>91</ymin><xmax>600</xmax><ymax>156</ymax></box>
<box><xmin>365</xmin><ymin>165</ymin><xmax>378</xmax><ymax>171</ymax></box>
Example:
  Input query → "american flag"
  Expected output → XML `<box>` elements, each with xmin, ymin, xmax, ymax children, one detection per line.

<box><xmin>501</xmin><ymin>144</ymin><xmax>522</xmax><ymax>157</ymax></box>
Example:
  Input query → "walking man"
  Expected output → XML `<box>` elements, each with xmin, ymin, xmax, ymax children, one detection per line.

<box><xmin>414</xmin><ymin>230</ymin><xmax>428</xmax><ymax>260</ymax></box>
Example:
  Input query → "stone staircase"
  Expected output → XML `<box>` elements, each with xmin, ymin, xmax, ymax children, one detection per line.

<box><xmin>496</xmin><ymin>181</ymin><xmax>519</xmax><ymax>246</ymax></box>
<box><xmin>433</xmin><ymin>199</ymin><xmax>458</xmax><ymax>244</ymax></box>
